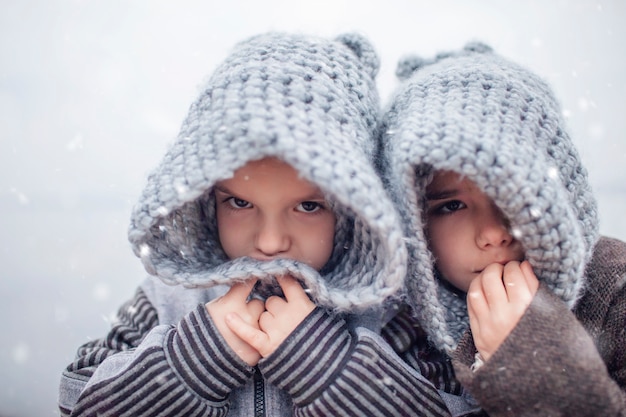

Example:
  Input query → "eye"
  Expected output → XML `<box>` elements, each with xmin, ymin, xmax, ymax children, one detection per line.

<box><xmin>227</xmin><ymin>197</ymin><xmax>252</xmax><ymax>209</ymax></box>
<box><xmin>432</xmin><ymin>199</ymin><xmax>467</xmax><ymax>215</ymax></box>
<box><xmin>296</xmin><ymin>201</ymin><xmax>323</xmax><ymax>213</ymax></box>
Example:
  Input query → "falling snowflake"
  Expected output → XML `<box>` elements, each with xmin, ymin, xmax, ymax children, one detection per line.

<box><xmin>13</xmin><ymin>342</ymin><xmax>29</xmax><ymax>364</ymax></box>
<box><xmin>102</xmin><ymin>311</ymin><xmax>118</xmax><ymax>325</ymax></box>
<box><xmin>175</xmin><ymin>183</ymin><xmax>190</xmax><ymax>198</ymax></box>
<box><xmin>547</xmin><ymin>166</ymin><xmax>558</xmax><ymax>180</ymax></box>
<box><xmin>140</xmin><ymin>244</ymin><xmax>151</xmax><ymax>257</ymax></box>
<box><xmin>530</xmin><ymin>207</ymin><xmax>542</xmax><ymax>219</ymax></box>
<box><xmin>10</xmin><ymin>188</ymin><xmax>29</xmax><ymax>205</ymax></box>
<box><xmin>154</xmin><ymin>374</ymin><xmax>169</xmax><ymax>386</ymax></box>
<box><xmin>93</xmin><ymin>282</ymin><xmax>111</xmax><ymax>301</ymax></box>
<box><xmin>588</xmin><ymin>124</ymin><xmax>605</xmax><ymax>140</ymax></box>
<box><xmin>66</xmin><ymin>133</ymin><xmax>84</xmax><ymax>151</ymax></box>
<box><xmin>55</xmin><ymin>305</ymin><xmax>70</xmax><ymax>323</ymax></box>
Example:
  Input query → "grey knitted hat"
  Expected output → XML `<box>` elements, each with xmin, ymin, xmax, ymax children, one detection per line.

<box><xmin>380</xmin><ymin>43</ymin><xmax>599</xmax><ymax>352</ymax></box>
<box><xmin>128</xmin><ymin>32</ymin><xmax>407</xmax><ymax>311</ymax></box>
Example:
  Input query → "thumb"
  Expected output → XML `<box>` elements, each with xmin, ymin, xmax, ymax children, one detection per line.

<box><xmin>225</xmin><ymin>312</ymin><xmax>269</xmax><ymax>353</ymax></box>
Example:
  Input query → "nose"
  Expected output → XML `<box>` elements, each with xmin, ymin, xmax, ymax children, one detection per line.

<box><xmin>255</xmin><ymin>217</ymin><xmax>290</xmax><ymax>257</ymax></box>
<box><xmin>476</xmin><ymin>204</ymin><xmax>514</xmax><ymax>249</ymax></box>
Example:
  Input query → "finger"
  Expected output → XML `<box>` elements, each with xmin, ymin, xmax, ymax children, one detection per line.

<box><xmin>467</xmin><ymin>276</ymin><xmax>488</xmax><ymax>322</ymax></box>
<box><xmin>480</xmin><ymin>263</ymin><xmax>508</xmax><ymax>308</ymax></box>
<box><xmin>228</xmin><ymin>278</ymin><xmax>259</xmax><ymax>300</ymax></box>
<box><xmin>520</xmin><ymin>261</ymin><xmax>540</xmax><ymax>293</ymax></box>
<box><xmin>258</xmin><ymin>309</ymin><xmax>275</xmax><ymax>331</ymax></box>
<box><xmin>503</xmin><ymin>261</ymin><xmax>539</xmax><ymax>304</ymax></box>
<box><xmin>467</xmin><ymin>278</ymin><xmax>486</xmax><ymax>339</ymax></box>
<box><xmin>275</xmin><ymin>275</ymin><xmax>305</xmax><ymax>302</ymax></box>
<box><xmin>264</xmin><ymin>295</ymin><xmax>285</xmax><ymax>314</ymax></box>
<box><xmin>226</xmin><ymin>312</ymin><xmax>268</xmax><ymax>352</ymax></box>
<box><xmin>501</xmin><ymin>261</ymin><xmax>528</xmax><ymax>302</ymax></box>
<box><xmin>246</xmin><ymin>298</ymin><xmax>266</xmax><ymax>319</ymax></box>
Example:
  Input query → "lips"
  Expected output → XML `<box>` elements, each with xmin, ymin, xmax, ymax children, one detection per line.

<box><xmin>474</xmin><ymin>258</ymin><xmax>524</xmax><ymax>273</ymax></box>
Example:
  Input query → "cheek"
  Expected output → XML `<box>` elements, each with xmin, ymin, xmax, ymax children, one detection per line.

<box><xmin>305</xmin><ymin>215</ymin><xmax>336</xmax><ymax>269</ymax></box>
<box><xmin>426</xmin><ymin>222</ymin><xmax>462</xmax><ymax>270</ymax></box>
<box><xmin>216</xmin><ymin>212</ymin><xmax>245</xmax><ymax>259</ymax></box>
<box><xmin>320</xmin><ymin>220</ymin><xmax>336</xmax><ymax>256</ymax></box>
<box><xmin>426</xmin><ymin>221</ymin><xmax>450</xmax><ymax>256</ymax></box>
<box><xmin>427</xmin><ymin>221</ymin><xmax>475</xmax><ymax>292</ymax></box>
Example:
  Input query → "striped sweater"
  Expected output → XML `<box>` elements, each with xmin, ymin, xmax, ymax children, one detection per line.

<box><xmin>59</xmin><ymin>276</ymin><xmax>451</xmax><ymax>416</ymax></box>
<box><xmin>58</xmin><ymin>32</ymin><xmax>449</xmax><ymax>417</ymax></box>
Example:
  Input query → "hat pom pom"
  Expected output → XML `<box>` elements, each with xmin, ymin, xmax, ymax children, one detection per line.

<box><xmin>336</xmin><ymin>33</ymin><xmax>380</xmax><ymax>78</ymax></box>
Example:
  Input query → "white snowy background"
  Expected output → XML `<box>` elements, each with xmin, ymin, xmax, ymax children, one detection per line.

<box><xmin>1</xmin><ymin>0</ymin><xmax>624</xmax><ymax>415</ymax></box>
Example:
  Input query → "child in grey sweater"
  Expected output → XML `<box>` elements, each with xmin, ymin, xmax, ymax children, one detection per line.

<box><xmin>380</xmin><ymin>43</ymin><xmax>626</xmax><ymax>416</ymax></box>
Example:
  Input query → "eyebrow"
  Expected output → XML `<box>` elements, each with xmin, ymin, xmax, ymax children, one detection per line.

<box><xmin>301</xmin><ymin>190</ymin><xmax>327</xmax><ymax>200</ymax></box>
<box><xmin>426</xmin><ymin>189</ymin><xmax>459</xmax><ymax>201</ymax></box>
<box><xmin>213</xmin><ymin>185</ymin><xmax>233</xmax><ymax>195</ymax></box>
<box><xmin>214</xmin><ymin>184</ymin><xmax>327</xmax><ymax>201</ymax></box>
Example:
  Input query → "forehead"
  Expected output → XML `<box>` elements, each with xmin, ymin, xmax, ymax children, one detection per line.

<box><xmin>219</xmin><ymin>157</ymin><xmax>324</xmax><ymax>196</ymax></box>
<box><xmin>429</xmin><ymin>170</ymin><xmax>463</xmax><ymax>188</ymax></box>
<box><xmin>232</xmin><ymin>157</ymin><xmax>296</xmax><ymax>178</ymax></box>
<box><xmin>427</xmin><ymin>170</ymin><xmax>483</xmax><ymax>194</ymax></box>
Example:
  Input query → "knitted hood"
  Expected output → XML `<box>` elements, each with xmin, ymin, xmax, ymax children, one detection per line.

<box><xmin>380</xmin><ymin>43</ymin><xmax>599</xmax><ymax>352</ymax></box>
<box><xmin>128</xmin><ymin>32</ymin><xmax>406</xmax><ymax>311</ymax></box>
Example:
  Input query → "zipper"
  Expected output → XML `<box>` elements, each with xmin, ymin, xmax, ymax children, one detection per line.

<box><xmin>253</xmin><ymin>366</ymin><xmax>265</xmax><ymax>417</ymax></box>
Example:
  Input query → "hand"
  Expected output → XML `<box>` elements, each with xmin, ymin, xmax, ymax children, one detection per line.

<box><xmin>205</xmin><ymin>279</ymin><xmax>265</xmax><ymax>366</ymax></box>
<box><xmin>467</xmin><ymin>260</ymin><xmax>539</xmax><ymax>361</ymax></box>
<box><xmin>226</xmin><ymin>275</ymin><xmax>316</xmax><ymax>358</ymax></box>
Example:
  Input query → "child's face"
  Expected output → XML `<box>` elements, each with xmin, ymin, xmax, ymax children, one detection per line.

<box><xmin>425</xmin><ymin>170</ymin><xmax>525</xmax><ymax>292</ymax></box>
<box><xmin>215</xmin><ymin>157</ymin><xmax>336</xmax><ymax>271</ymax></box>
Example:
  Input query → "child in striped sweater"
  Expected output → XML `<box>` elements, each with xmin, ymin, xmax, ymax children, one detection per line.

<box><xmin>59</xmin><ymin>31</ymin><xmax>451</xmax><ymax>417</ymax></box>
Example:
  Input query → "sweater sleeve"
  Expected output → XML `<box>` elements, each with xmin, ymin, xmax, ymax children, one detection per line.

<box><xmin>452</xmin><ymin>285</ymin><xmax>626</xmax><ymax>417</ymax></box>
<box><xmin>258</xmin><ymin>307</ymin><xmax>452</xmax><ymax>417</ymax></box>
<box><xmin>59</xmin><ymin>287</ymin><xmax>255</xmax><ymax>417</ymax></box>
<box><xmin>383</xmin><ymin>308</ymin><xmax>483</xmax><ymax>417</ymax></box>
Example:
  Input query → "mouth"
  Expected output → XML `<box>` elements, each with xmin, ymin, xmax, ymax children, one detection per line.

<box><xmin>474</xmin><ymin>258</ymin><xmax>525</xmax><ymax>273</ymax></box>
<box><xmin>250</xmin><ymin>254</ymin><xmax>285</xmax><ymax>262</ymax></box>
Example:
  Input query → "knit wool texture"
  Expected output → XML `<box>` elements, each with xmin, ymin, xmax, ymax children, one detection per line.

<box><xmin>128</xmin><ymin>32</ymin><xmax>407</xmax><ymax>311</ymax></box>
<box><xmin>380</xmin><ymin>43</ymin><xmax>599</xmax><ymax>352</ymax></box>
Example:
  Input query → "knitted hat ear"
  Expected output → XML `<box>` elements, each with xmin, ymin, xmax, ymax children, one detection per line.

<box><xmin>396</xmin><ymin>41</ymin><xmax>493</xmax><ymax>81</ymax></box>
<box><xmin>462</xmin><ymin>41</ymin><xmax>492</xmax><ymax>54</ymax></box>
<box><xmin>395</xmin><ymin>55</ymin><xmax>431</xmax><ymax>80</ymax></box>
<box><xmin>335</xmin><ymin>33</ymin><xmax>380</xmax><ymax>78</ymax></box>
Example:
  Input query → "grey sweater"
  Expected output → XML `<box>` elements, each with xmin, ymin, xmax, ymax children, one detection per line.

<box><xmin>453</xmin><ymin>236</ymin><xmax>626</xmax><ymax>416</ymax></box>
<box><xmin>385</xmin><ymin>237</ymin><xmax>626</xmax><ymax>416</ymax></box>
<box><xmin>380</xmin><ymin>43</ymin><xmax>626</xmax><ymax>416</ymax></box>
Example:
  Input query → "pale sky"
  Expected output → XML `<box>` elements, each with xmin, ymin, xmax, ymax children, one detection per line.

<box><xmin>1</xmin><ymin>1</ymin><xmax>625</xmax><ymax>415</ymax></box>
